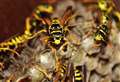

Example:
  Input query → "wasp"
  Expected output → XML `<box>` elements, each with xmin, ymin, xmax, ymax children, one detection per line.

<box><xmin>26</xmin><ymin>5</ymin><xmax>77</xmax><ymax>68</ymax></box>
<box><xmin>52</xmin><ymin>61</ymin><xmax>86</xmax><ymax>82</ymax></box>
<box><xmin>108</xmin><ymin>0</ymin><xmax>120</xmax><ymax>30</ymax></box>
<box><xmin>40</xmin><ymin>6</ymin><xmax>78</xmax><ymax>72</ymax></box>
<box><xmin>46</xmin><ymin>17</ymin><xmax>68</xmax><ymax>51</ymax></box>
<box><xmin>28</xmin><ymin>3</ymin><xmax>54</xmax><ymax>34</ymax></box>
<box><xmin>94</xmin><ymin>0</ymin><xmax>112</xmax><ymax>47</ymax></box>
<box><xmin>51</xmin><ymin>56</ymin><xmax>86</xmax><ymax>82</ymax></box>
<box><xmin>111</xmin><ymin>11</ymin><xmax>120</xmax><ymax>30</ymax></box>
<box><xmin>0</xmin><ymin>5</ymin><xmax>54</xmax><ymax>78</ymax></box>
<box><xmin>32</xmin><ymin>3</ymin><xmax>54</xmax><ymax>19</ymax></box>
<box><xmin>94</xmin><ymin>23</ymin><xmax>110</xmax><ymax>47</ymax></box>
<box><xmin>74</xmin><ymin>65</ymin><xmax>86</xmax><ymax>82</ymax></box>
<box><xmin>32</xmin><ymin>6</ymin><xmax>77</xmax><ymax>52</ymax></box>
<box><xmin>62</xmin><ymin>63</ymin><xmax>85</xmax><ymax>82</ymax></box>
<box><xmin>0</xmin><ymin>20</ymin><xmax>38</xmax><ymax>57</ymax></box>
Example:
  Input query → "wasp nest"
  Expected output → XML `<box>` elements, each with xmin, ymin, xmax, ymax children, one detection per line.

<box><xmin>0</xmin><ymin>0</ymin><xmax>120</xmax><ymax>82</ymax></box>
<box><xmin>53</xmin><ymin>0</ymin><xmax>120</xmax><ymax>82</ymax></box>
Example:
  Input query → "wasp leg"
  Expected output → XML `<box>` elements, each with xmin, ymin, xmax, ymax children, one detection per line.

<box><xmin>83</xmin><ymin>30</ymin><xmax>94</xmax><ymax>40</ymax></box>
<box><xmin>0</xmin><ymin>62</ymin><xmax>4</xmax><ymax>72</ymax></box>
<box><xmin>39</xmin><ymin>36</ymin><xmax>49</xmax><ymax>48</ymax></box>
<box><xmin>35</xmin><ymin>64</ymin><xmax>51</xmax><ymax>80</ymax></box>
<box><xmin>52</xmin><ymin>49</ymin><xmax>59</xmax><ymax>71</ymax></box>
<box><xmin>53</xmin><ymin>59</ymin><xmax>66</xmax><ymax>82</ymax></box>
<box><xmin>49</xmin><ymin>47</ymin><xmax>61</xmax><ymax>75</ymax></box>
<box><xmin>53</xmin><ymin>75</ymin><xmax>60</xmax><ymax>82</ymax></box>
<box><xmin>48</xmin><ymin>45</ymin><xmax>59</xmax><ymax>63</ymax></box>
<box><xmin>59</xmin><ymin>41</ymin><xmax>68</xmax><ymax>52</ymax></box>
<box><xmin>25</xmin><ymin>17</ymin><xmax>33</xmax><ymax>36</ymax></box>
<box><xmin>92</xmin><ymin>43</ymin><xmax>101</xmax><ymax>48</ymax></box>
<box><xmin>6</xmin><ymin>74</ymin><xmax>14</xmax><ymax>82</ymax></box>
<box><xmin>0</xmin><ymin>48</ymin><xmax>20</xmax><ymax>57</ymax></box>
<box><xmin>28</xmin><ymin>29</ymin><xmax>47</xmax><ymax>40</ymax></box>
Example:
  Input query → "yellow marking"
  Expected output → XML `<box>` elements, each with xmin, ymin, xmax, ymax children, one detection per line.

<box><xmin>0</xmin><ymin>29</ymin><xmax>45</xmax><ymax>57</ymax></box>
<box><xmin>75</xmin><ymin>70</ymin><xmax>79</xmax><ymax>73</ymax></box>
<box><xmin>98</xmin><ymin>0</ymin><xmax>107</xmax><ymax>11</ymax></box>
<box><xmin>114</xmin><ymin>11</ymin><xmax>120</xmax><ymax>21</ymax></box>
<box><xmin>52</xmin><ymin>19</ymin><xmax>60</xmax><ymax>24</ymax></box>
<box><xmin>107</xmin><ymin>6</ymin><xmax>112</xmax><ymax>14</ymax></box>
<box><xmin>33</xmin><ymin>13</ymin><xmax>40</xmax><ymax>20</ymax></box>
<box><xmin>15</xmin><ymin>37</ymin><xmax>21</xmax><ymax>43</ymax></box>
<box><xmin>60</xmin><ymin>73</ymin><xmax>64</xmax><ymax>77</ymax></box>
<box><xmin>36</xmin><ymin>9</ymin><xmax>40</xmax><ymax>14</ymax></box>
<box><xmin>33</xmin><ymin>21</ymin><xmax>37</xmax><ymax>26</ymax></box>
<box><xmin>75</xmin><ymin>72</ymin><xmax>81</xmax><ymax>76</ymax></box>
<box><xmin>75</xmin><ymin>77</ymin><xmax>82</xmax><ymax>80</ymax></box>
<box><xmin>102</xmin><ymin>15</ymin><xmax>108</xmax><ymax>23</ymax></box>
<box><xmin>98</xmin><ymin>0</ymin><xmax>112</xmax><ymax>24</ymax></box>
<box><xmin>54</xmin><ymin>40</ymin><xmax>61</xmax><ymax>44</ymax></box>
<box><xmin>6</xmin><ymin>74</ymin><xmax>14</xmax><ymax>82</ymax></box>
<box><xmin>37</xmin><ymin>5</ymin><xmax>53</xmax><ymax>13</ymax></box>
<box><xmin>25</xmin><ymin>17</ymin><xmax>32</xmax><ymax>36</ymax></box>
<box><xmin>33</xmin><ymin>4</ymin><xmax>53</xmax><ymax>19</ymax></box>
<box><xmin>27</xmin><ymin>29</ymin><xmax>46</xmax><ymax>40</ymax></box>
<box><xmin>23</xmin><ymin>34</ymin><xmax>28</xmax><ymax>39</ymax></box>
<box><xmin>60</xmin><ymin>68</ymin><xmax>64</xmax><ymax>73</ymax></box>
<box><xmin>51</xmin><ymin>31</ymin><xmax>61</xmax><ymax>34</ymax></box>
<box><xmin>11</xmin><ymin>39</ymin><xmax>16</xmax><ymax>44</ymax></box>
<box><xmin>95</xmin><ymin>34</ymin><xmax>104</xmax><ymax>41</ymax></box>
<box><xmin>18</xmin><ymin>36</ymin><xmax>23</xmax><ymax>41</ymax></box>
<box><xmin>62</xmin><ymin>65</ymin><xmax>66</xmax><ymax>70</ymax></box>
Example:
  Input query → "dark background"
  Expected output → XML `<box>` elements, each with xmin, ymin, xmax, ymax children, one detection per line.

<box><xmin>0</xmin><ymin>0</ymin><xmax>41</xmax><ymax>42</ymax></box>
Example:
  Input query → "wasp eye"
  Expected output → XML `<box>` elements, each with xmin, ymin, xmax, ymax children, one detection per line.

<box><xmin>51</xmin><ymin>24</ymin><xmax>61</xmax><ymax>29</ymax></box>
<box><xmin>54</xmin><ymin>26</ymin><xmax>59</xmax><ymax>29</ymax></box>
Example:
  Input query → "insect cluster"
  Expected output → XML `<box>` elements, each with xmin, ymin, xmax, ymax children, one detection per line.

<box><xmin>0</xmin><ymin>0</ymin><xmax>120</xmax><ymax>82</ymax></box>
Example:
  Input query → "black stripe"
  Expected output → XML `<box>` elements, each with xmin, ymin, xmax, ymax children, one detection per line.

<box><xmin>100</xmin><ymin>25</ymin><xmax>109</xmax><ymax>34</ymax></box>
<box><xmin>61</xmin><ymin>67</ymin><xmax>66</xmax><ymax>73</ymax></box>
<box><xmin>96</xmin><ymin>30</ymin><xmax>106</xmax><ymax>41</ymax></box>
<box><xmin>75</xmin><ymin>66</ymin><xmax>83</xmax><ymax>82</ymax></box>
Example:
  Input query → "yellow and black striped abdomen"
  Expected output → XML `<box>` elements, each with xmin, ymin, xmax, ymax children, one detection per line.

<box><xmin>0</xmin><ymin>33</ymin><xmax>31</xmax><ymax>48</ymax></box>
<box><xmin>48</xmin><ymin>18</ymin><xmax>65</xmax><ymax>50</ymax></box>
<box><xmin>94</xmin><ymin>24</ymin><xmax>109</xmax><ymax>46</ymax></box>
<box><xmin>0</xmin><ymin>33</ymin><xmax>33</xmax><ymax>56</ymax></box>
<box><xmin>74</xmin><ymin>66</ymin><xmax>83</xmax><ymax>82</ymax></box>
<box><xmin>60</xmin><ymin>64</ymin><xmax>67</xmax><ymax>78</ymax></box>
